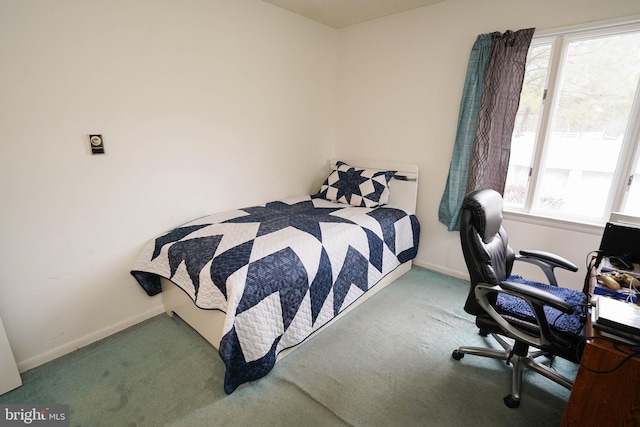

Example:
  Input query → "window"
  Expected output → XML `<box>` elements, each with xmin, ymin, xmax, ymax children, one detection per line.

<box><xmin>504</xmin><ymin>20</ymin><xmax>640</xmax><ymax>224</ymax></box>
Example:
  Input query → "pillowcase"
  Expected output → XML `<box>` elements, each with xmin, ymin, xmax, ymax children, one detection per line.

<box><xmin>317</xmin><ymin>161</ymin><xmax>396</xmax><ymax>208</ymax></box>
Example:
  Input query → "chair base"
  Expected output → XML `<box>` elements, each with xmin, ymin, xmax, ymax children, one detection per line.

<box><xmin>452</xmin><ymin>333</ymin><xmax>573</xmax><ymax>408</ymax></box>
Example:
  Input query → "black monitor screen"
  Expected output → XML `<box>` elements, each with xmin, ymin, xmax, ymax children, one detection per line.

<box><xmin>598</xmin><ymin>222</ymin><xmax>640</xmax><ymax>264</ymax></box>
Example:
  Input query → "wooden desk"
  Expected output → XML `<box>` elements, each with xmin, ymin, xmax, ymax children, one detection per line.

<box><xmin>561</xmin><ymin>273</ymin><xmax>640</xmax><ymax>426</ymax></box>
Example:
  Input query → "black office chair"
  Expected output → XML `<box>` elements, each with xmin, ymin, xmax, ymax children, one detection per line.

<box><xmin>452</xmin><ymin>189</ymin><xmax>588</xmax><ymax>408</ymax></box>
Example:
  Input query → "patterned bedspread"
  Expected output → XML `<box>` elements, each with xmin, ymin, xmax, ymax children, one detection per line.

<box><xmin>131</xmin><ymin>195</ymin><xmax>420</xmax><ymax>393</ymax></box>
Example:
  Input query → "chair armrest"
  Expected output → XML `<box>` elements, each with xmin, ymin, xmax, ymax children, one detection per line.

<box><xmin>515</xmin><ymin>250</ymin><xmax>578</xmax><ymax>286</ymax></box>
<box><xmin>474</xmin><ymin>281</ymin><xmax>576</xmax><ymax>348</ymax></box>
<box><xmin>500</xmin><ymin>281</ymin><xmax>574</xmax><ymax>314</ymax></box>
<box><xmin>518</xmin><ymin>250</ymin><xmax>578</xmax><ymax>272</ymax></box>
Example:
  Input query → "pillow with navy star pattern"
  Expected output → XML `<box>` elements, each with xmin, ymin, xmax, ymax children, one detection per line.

<box><xmin>317</xmin><ymin>161</ymin><xmax>396</xmax><ymax>208</ymax></box>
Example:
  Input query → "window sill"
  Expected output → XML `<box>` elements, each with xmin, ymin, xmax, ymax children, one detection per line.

<box><xmin>503</xmin><ymin>210</ymin><xmax>605</xmax><ymax>236</ymax></box>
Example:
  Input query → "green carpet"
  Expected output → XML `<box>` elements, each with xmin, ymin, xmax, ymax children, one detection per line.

<box><xmin>0</xmin><ymin>267</ymin><xmax>575</xmax><ymax>426</ymax></box>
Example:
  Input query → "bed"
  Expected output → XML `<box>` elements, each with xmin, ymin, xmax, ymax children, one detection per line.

<box><xmin>131</xmin><ymin>159</ymin><xmax>420</xmax><ymax>393</ymax></box>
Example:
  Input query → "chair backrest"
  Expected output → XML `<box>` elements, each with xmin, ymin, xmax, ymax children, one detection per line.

<box><xmin>459</xmin><ymin>189</ymin><xmax>516</xmax><ymax>315</ymax></box>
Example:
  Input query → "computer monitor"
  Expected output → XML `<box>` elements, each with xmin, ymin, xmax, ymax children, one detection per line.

<box><xmin>596</xmin><ymin>218</ymin><xmax>640</xmax><ymax>268</ymax></box>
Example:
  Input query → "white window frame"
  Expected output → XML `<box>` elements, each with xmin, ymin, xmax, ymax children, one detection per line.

<box><xmin>504</xmin><ymin>15</ymin><xmax>640</xmax><ymax>236</ymax></box>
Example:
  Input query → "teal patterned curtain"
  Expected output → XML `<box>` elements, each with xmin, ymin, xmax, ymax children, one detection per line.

<box><xmin>438</xmin><ymin>34</ymin><xmax>493</xmax><ymax>231</ymax></box>
<box><xmin>438</xmin><ymin>29</ymin><xmax>534</xmax><ymax>231</ymax></box>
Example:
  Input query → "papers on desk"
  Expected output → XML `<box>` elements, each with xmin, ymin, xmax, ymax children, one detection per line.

<box><xmin>593</xmin><ymin>296</ymin><xmax>640</xmax><ymax>345</ymax></box>
<box><xmin>599</xmin><ymin>257</ymin><xmax>640</xmax><ymax>276</ymax></box>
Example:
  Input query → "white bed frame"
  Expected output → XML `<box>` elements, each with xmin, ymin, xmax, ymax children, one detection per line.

<box><xmin>161</xmin><ymin>159</ymin><xmax>419</xmax><ymax>360</ymax></box>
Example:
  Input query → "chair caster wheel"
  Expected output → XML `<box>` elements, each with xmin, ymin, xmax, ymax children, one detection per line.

<box><xmin>504</xmin><ymin>395</ymin><xmax>520</xmax><ymax>408</ymax></box>
<box><xmin>479</xmin><ymin>329</ymin><xmax>489</xmax><ymax>337</ymax></box>
<box><xmin>452</xmin><ymin>350</ymin><xmax>464</xmax><ymax>360</ymax></box>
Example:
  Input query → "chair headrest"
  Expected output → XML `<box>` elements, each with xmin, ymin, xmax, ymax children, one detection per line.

<box><xmin>462</xmin><ymin>189</ymin><xmax>503</xmax><ymax>243</ymax></box>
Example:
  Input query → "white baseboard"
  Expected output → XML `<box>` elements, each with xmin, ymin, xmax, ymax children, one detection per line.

<box><xmin>16</xmin><ymin>262</ymin><xmax>468</xmax><ymax>373</ymax></box>
<box><xmin>412</xmin><ymin>259</ymin><xmax>470</xmax><ymax>282</ymax></box>
<box><xmin>17</xmin><ymin>305</ymin><xmax>165</xmax><ymax>373</ymax></box>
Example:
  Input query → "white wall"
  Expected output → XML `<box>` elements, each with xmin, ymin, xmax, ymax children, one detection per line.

<box><xmin>0</xmin><ymin>0</ymin><xmax>336</xmax><ymax>370</ymax></box>
<box><xmin>336</xmin><ymin>0</ymin><xmax>640</xmax><ymax>288</ymax></box>
<box><xmin>3</xmin><ymin>0</ymin><xmax>640</xmax><ymax>374</ymax></box>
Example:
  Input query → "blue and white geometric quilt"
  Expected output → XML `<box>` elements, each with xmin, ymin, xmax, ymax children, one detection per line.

<box><xmin>131</xmin><ymin>195</ymin><xmax>420</xmax><ymax>393</ymax></box>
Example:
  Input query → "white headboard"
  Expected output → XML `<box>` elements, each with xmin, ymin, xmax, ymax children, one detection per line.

<box><xmin>329</xmin><ymin>159</ymin><xmax>419</xmax><ymax>213</ymax></box>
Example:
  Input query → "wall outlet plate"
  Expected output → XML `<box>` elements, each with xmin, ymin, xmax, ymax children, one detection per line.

<box><xmin>89</xmin><ymin>134</ymin><xmax>105</xmax><ymax>154</ymax></box>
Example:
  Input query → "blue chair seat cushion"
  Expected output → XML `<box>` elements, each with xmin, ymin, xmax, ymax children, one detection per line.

<box><xmin>496</xmin><ymin>275</ymin><xmax>587</xmax><ymax>334</ymax></box>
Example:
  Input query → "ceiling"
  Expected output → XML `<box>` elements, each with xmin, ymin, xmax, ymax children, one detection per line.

<box><xmin>261</xmin><ymin>0</ymin><xmax>445</xmax><ymax>29</ymax></box>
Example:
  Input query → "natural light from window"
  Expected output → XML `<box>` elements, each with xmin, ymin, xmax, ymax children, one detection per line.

<box><xmin>504</xmin><ymin>23</ymin><xmax>640</xmax><ymax>224</ymax></box>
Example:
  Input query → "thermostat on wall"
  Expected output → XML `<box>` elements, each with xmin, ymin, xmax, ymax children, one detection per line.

<box><xmin>89</xmin><ymin>134</ymin><xmax>105</xmax><ymax>154</ymax></box>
